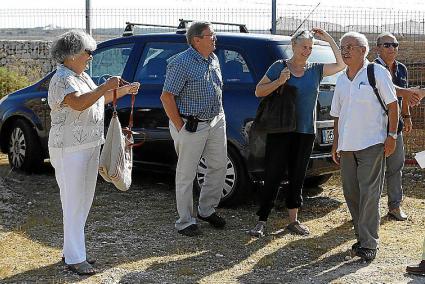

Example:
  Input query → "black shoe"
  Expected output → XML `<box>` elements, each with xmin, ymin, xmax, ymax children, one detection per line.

<box><xmin>350</xmin><ymin>242</ymin><xmax>361</xmax><ymax>257</ymax></box>
<box><xmin>356</xmin><ymin>247</ymin><xmax>377</xmax><ymax>261</ymax></box>
<box><xmin>197</xmin><ymin>212</ymin><xmax>226</xmax><ymax>228</ymax></box>
<box><xmin>406</xmin><ymin>260</ymin><xmax>425</xmax><ymax>276</ymax></box>
<box><xmin>178</xmin><ymin>224</ymin><xmax>202</xmax><ymax>237</ymax></box>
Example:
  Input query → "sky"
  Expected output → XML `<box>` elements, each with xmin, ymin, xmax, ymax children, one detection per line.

<box><xmin>2</xmin><ymin>0</ymin><xmax>425</xmax><ymax>10</ymax></box>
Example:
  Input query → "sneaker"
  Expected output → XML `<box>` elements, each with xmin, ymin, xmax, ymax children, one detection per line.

<box><xmin>355</xmin><ymin>247</ymin><xmax>377</xmax><ymax>261</ymax></box>
<box><xmin>406</xmin><ymin>260</ymin><xmax>425</xmax><ymax>276</ymax></box>
<box><xmin>287</xmin><ymin>220</ymin><xmax>310</xmax><ymax>236</ymax></box>
<box><xmin>388</xmin><ymin>207</ymin><xmax>408</xmax><ymax>221</ymax></box>
<box><xmin>249</xmin><ymin>221</ymin><xmax>266</xmax><ymax>238</ymax></box>
<box><xmin>178</xmin><ymin>224</ymin><xmax>202</xmax><ymax>237</ymax></box>
<box><xmin>197</xmin><ymin>212</ymin><xmax>226</xmax><ymax>228</ymax></box>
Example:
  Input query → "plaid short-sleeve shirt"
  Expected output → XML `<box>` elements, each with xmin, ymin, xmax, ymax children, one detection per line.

<box><xmin>163</xmin><ymin>47</ymin><xmax>223</xmax><ymax>119</ymax></box>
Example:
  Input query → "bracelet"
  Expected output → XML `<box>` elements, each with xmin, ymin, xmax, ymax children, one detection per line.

<box><xmin>402</xmin><ymin>114</ymin><xmax>412</xmax><ymax>119</ymax></box>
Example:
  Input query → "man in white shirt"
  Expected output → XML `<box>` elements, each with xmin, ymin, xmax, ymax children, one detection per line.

<box><xmin>330</xmin><ymin>32</ymin><xmax>398</xmax><ymax>261</ymax></box>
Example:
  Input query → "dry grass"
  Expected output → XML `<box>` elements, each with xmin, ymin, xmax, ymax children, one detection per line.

<box><xmin>0</xmin><ymin>154</ymin><xmax>424</xmax><ymax>283</ymax></box>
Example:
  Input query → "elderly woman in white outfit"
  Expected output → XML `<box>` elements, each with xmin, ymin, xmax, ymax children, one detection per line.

<box><xmin>48</xmin><ymin>30</ymin><xmax>139</xmax><ymax>275</ymax></box>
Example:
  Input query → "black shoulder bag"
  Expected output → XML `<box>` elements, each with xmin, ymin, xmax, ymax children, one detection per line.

<box><xmin>248</xmin><ymin>61</ymin><xmax>298</xmax><ymax>172</ymax></box>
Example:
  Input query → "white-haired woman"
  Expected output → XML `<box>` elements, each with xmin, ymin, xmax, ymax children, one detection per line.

<box><xmin>49</xmin><ymin>30</ymin><xmax>139</xmax><ymax>275</ymax></box>
<box><xmin>249</xmin><ymin>28</ymin><xmax>345</xmax><ymax>237</ymax></box>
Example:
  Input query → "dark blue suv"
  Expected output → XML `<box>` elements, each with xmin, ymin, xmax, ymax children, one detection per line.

<box><xmin>0</xmin><ymin>23</ymin><xmax>339</xmax><ymax>205</ymax></box>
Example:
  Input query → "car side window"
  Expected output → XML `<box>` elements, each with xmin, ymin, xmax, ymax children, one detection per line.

<box><xmin>135</xmin><ymin>42</ymin><xmax>188</xmax><ymax>84</ymax></box>
<box><xmin>87</xmin><ymin>44</ymin><xmax>134</xmax><ymax>85</ymax></box>
<box><xmin>218</xmin><ymin>49</ymin><xmax>253</xmax><ymax>83</ymax></box>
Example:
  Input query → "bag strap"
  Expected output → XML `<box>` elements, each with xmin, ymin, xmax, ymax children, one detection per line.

<box><xmin>367</xmin><ymin>63</ymin><xmax>388</xmax><ymax>115</ymax></box>
<box><xmin>113</xmin><ymin>89</ymin><xmax>118</xmax><ymax>113</ymax></box>
<box><xmin>112</xmin><ymin>88</ymin><xmax>136</xmax><ymax>130</ymax></box>
<box><xmin>270</xmin><ymin>60</ymin><xmax>287</xmax><ymax>96</ymax></box>
<box><xmin>113</xmin><ymin>87</ymin><xmax>145</xmax><ymax>148</ymax></box>
<box><xmin>128</xmin><ymin>92</ymin><xmax>135</xmax><ymax>130</ymax></box>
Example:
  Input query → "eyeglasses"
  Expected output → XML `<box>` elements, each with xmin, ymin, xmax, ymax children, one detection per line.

<box><xmin>339</xmin><ymin>45</ymin><xmax>363</xmax><ymax>52</ymax></box>
<box><xmin>378</xmin><ymin>42</ymin><xmax>399</xmax><ymax>48</ymax></box>
<box><xmin>85</xmin><ymin>49</ymin><xmax>94</xmax><ymax>56</ymax></box>
<box><xmin>198</xmin><ymin>32</ymin><xmax>217</xmax><ymax>39</ymax></box>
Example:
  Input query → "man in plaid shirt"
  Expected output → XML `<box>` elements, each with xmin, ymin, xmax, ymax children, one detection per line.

<box><xmin>160</xmin><ymin>21</ymin><xmax>227</xmax><ymax>237</ymax></box>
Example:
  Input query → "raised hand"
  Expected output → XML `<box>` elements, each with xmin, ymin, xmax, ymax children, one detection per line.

<box><xmin>104</xmin><ymin>76</ymin><xmax>120</xmax><ymax>90</ymax></box>
<box><xmin>312</xmin><ymin>27</ymin><xmax>332</xmax><ymax>42</ymax></box>
<box><xmin>121</xmin><ymin>82</ymin><xmax>140</xmax><ymax>95</ymax></box>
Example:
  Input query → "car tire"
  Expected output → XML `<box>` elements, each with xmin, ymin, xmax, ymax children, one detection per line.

<box><xmin>7</xmin><ymin>119</ymin><xmax>43</xmax><ymax>173</ymax></box>
<box><xmin>303</xmin><ymin>174</ymin><xmax>333</xmax><ymax>188</ymax></box>
<box><xmin>195</xmin><ymin>146</ymin><xmax>250</xmax><ymax>206</ymax></box>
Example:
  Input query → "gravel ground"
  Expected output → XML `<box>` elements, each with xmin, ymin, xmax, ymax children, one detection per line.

<box><xmin>0</xmin><ymin>154</ymin><xmax>424</xmax><ymax>284</ymax></box>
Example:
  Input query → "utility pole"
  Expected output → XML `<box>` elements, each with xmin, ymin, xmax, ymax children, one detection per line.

<box><xmin>271</xmin><ymin>0</ymin><xmax>277</xmax><ymax>34</ymax></box>
<box><xmin>85</xmin><ymin>0</ymin><xmax>91</xmax><ymax>35</ymax></box>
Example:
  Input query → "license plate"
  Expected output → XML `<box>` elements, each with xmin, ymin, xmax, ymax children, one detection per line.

<box><xmin>321</xmin><ymin>129</ymin><xmax>334</xmax><ymax>144</ymax></box>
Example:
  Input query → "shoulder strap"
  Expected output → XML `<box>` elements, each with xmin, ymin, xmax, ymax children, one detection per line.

<box><xmin>367</xmin><ymin>63</ymin><xmax>388</xmax><ymax>114</ymax></box>
<box><xmin>277</xmin><ymin>59</ymin><xmax>287</xmax><ymax>68</ymax></box>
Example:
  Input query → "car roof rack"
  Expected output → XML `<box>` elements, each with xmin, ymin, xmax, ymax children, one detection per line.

<box><xmin>122</xmin><ymin>20</ymin><xmax>249</xmax><ymax>36</ymax></box>
<box><xmin>177</xmin><ymin>19</ymin><xmax>249</xmax><ymax>33</ymax></box>
<box><xmin>123</xmin><ymin>22</ymin><xmax>178</xmax><ymax>36</ymax></box>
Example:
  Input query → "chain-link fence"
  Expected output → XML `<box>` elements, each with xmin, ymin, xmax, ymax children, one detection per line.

<box><xmin>1</xmin><ymin>5</ymin><xmax>425</xmax><ymax>156</ymax></box>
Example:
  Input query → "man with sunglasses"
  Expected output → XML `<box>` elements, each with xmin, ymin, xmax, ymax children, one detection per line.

<box><xmin>160</xmin><ymin>21</ymin><xmax>226</xmax><ymax>237</ymax></box>
<box><xmin>374</xmin><ymin>32</ymin><xmax>413</xmax><ymax>221</ymax></box>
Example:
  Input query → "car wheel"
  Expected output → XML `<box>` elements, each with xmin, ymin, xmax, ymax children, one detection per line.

<box><xmin>303</xmin><ymin>174</ymin><xmax>333</xmax><ymax>188</ymax></box>
<box><xmin>195</xmin><ymin>146</ymin><xmax>250</xmax><ymax>206</ymax></box>
<box><xmin>7</xmin><ymin>119</ymin><xmax>43</xmax><ymax>173</ymax></box>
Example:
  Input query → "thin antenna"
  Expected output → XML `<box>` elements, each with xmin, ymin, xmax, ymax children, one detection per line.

<box><xmin>291</xmin><ymin>2</ymin><xmax>321</xmax><ymax>36</ymax></box>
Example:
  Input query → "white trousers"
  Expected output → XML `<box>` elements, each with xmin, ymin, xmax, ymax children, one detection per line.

<box><xmin>49</xmin><ymin>145</ymin><xmax>100</xmax><ymax>265</ymax></box>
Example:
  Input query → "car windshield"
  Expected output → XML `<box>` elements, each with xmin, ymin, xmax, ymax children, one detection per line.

<box><xmin>277</xmin><ymin>44</ymin><xmax>343</xmax><ymax>85</ymax></box>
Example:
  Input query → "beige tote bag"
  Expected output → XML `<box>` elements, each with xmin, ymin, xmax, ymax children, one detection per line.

<box><xmin>99</xmin><ymin>90</ymin><xmax>142</xmax><ymax>191</ymax></box>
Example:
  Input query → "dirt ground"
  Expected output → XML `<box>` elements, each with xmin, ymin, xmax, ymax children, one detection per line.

<box><xmin>0</xmin><ymin>153</ymin><xmax>424</xmax><ymax>284</ymax></box>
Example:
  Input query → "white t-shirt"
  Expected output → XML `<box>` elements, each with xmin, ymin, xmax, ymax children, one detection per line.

<box><xmin>48</xmin><ymin>64</ymin><xmax>105</xmax><ymax>152</ymax></box>
<box><xmin>330</xmin><ymin>60</ymin><xmax>397</xmax><ymax>152</ymax></box>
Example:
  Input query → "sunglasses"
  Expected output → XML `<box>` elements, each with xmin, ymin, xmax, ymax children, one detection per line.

<box><xmin>85</xmin><ymin>49</ymin><xmax>94</xmax><ymax>56</ymax></box>
<box><xmin>294</xmin><ymin>30</ymin><xmax>314</xmax><ymax>40</ymax></box>
<box><xmin>378</xmin><ymin>42</ymin><xmax>399</xmax><ymax>48</ymax></box>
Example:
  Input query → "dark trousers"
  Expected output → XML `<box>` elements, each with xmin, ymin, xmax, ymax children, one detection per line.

<box><xmin>256</xmin><ymin>132</ymin><xmax>315</xmax><ymax>221</ymax></box>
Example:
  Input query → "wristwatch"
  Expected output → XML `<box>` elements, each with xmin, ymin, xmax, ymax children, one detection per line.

<box><xmin>402</xmin><ymin>114</ymin><xmax>411</xmax><ymax>119</ymax></box>
<box><xmin>388</xmin><ymin>132</ymin><xmax>398</xmax><ymax>139</ymax></box>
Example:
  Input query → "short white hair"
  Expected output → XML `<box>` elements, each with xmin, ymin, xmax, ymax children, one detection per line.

<box><xmin>340</xmin><ymin>32</ymin><xmax>369</xmax><ymax>58</ymax></box>
<box><xmin>376</xmin><ymin>32</ymin><xmax>397</xmax><ymax>45</ymax></box>
<box><xmin>50</xmin><ymin>30</ymin><xmax>97</xmax><ymax>63</ymax></box>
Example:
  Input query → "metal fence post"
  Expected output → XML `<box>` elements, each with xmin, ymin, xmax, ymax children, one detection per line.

<box><xmin>86</xmin><ymin>0</ymin><xmax>91</xmax><ymax>35</ymax></box>
<box><xmin>271</xmin><ymin>0</ymin><xmax>277</xmax><ymax>34</ymax></box>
